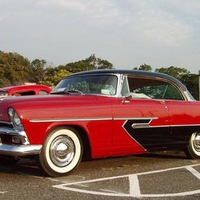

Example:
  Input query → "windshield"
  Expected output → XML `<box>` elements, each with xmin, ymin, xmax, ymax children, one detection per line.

<box><xmin>52</xmin><ymin>75</ymin><xmax>118</xmax><ymax>96</ymax></box>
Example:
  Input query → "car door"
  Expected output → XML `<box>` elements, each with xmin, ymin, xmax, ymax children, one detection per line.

<box><xmin>110</xmin><ymin>75</ymin><xmax>172</xmax><ymax>156</ymax></box>
<box><xmin>111</xmin><ymin>98</ymin><xmax>170</xmax><ymax>156</ymax></box>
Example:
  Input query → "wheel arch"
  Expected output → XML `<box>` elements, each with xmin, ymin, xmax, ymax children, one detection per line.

<box><xmin>47</xmin><ymin>124</ymin><xmax>91</xmax><ymax>161</ymax></box>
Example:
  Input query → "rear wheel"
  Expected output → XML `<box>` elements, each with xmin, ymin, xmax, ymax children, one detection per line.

<box><xmin>38</xmin><ymin>127</ymin><xmax>83</xmax><ymax>177</ymax></box>
<box><xmin>185</xmin><ymin>132</ymin><xmax>200</xmax><ymax>159</ymax></box>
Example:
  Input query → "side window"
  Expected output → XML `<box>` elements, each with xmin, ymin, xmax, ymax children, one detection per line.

<box><xmin>17</xmin><ymin>91</ymin><xmax>35</xmax><ymax>96</ymax></box>
<box><xmin>123</xmin><ymin>76</ymin><xmax>184</xmax><ymax>100</ymax></box>
<box><xmin>39</xmin><ymin>90</ymin><xmax>49</xmax><ymax>95</ymax></box>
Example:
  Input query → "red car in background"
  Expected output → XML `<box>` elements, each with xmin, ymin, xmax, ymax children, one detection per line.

<box><xmin>0</xmin><ymin>84</ymin><xmax>51</xmax><ymax>97</ymax></box>
<box><xmin>0</xmin><ymin>69</ymin><xmax>200</xmax><ymax>177</ymax></box>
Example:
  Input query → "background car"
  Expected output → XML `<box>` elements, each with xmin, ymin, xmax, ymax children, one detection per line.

<box><xmin>0</xmin><ymin>69</ymin><xmax>199</xmax><ymax>177</ymax></box>
<box><xmin>0</xmin><ymin>84</ymin><xmax>51</xmax><ymax>97</ymax></box>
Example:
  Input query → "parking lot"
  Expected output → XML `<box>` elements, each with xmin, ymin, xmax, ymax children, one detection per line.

<box><xmin>1</xmin><ymin>151</ymin><xmax>200</xmax><ymax>199</ymax></box>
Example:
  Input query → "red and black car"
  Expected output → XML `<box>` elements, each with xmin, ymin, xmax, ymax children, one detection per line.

<box><xmin>0</xmin><ymin>69</ymin><xmax>199</xmax><ymax>177</ymax></box>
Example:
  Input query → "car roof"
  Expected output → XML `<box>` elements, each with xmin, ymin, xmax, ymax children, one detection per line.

<box><xmin>67</xmin><ymin>69</ymin><xmax>187</xmax><ymax>91</ymax></box>
<box><xmin>0</xmin><ymin>84</ymin><xmax>51</xmax><ymax>93</ymax></box>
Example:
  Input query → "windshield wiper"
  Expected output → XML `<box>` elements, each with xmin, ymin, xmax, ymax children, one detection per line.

<box><xmin>51</xmin><ymin>90</ymin><xmax>83</xmax><ymax>95</ymax></box>
<box><xmin>50</xmin><ymin>91</ymin><xmax>71</xmax><ymax>95</ymax></box>
<box><xmin>66</xmin><ymin>90</ymin><xmax>84</xmax><ymax>95</ymax></box>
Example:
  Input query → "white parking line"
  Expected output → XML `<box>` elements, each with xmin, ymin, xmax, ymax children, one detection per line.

<box><xmin>129</xmin><ymin>174</ymin><xmax>141</xmax><ymax>197</ymax></box>
<box><xmin>0</xmin><ymin>191</ymin><xmax>8</xmax><ymax>194</ymax></box>
<box><xmin>53</xmin><ymin>163</ymin><xmax>200</xmax><ymax>198</ymax></box>
<box><xmin>186</xmin><ymin>166</ymin><xmax>200</xmax><ymax>180</ymax></box>
<box><xmin>100</xmin><ymin>189</ymin><xmax>125</xmax><ymax>195</ymax></box>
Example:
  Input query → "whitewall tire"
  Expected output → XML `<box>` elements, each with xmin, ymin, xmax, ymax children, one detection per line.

<box><xmin>186</xmin><ymin>132</ymin><xmax>200</xmax><ymax>159</ymax></box>
<box><xmin>38</xmin><ymin>127</ymin><xmax>83</xmax><ymax>177</ymax></box>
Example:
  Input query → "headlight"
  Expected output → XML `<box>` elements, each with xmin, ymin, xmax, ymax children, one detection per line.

<box><xmin>8</xmin><ymin>107</ymin><xmax>24</xmax><ymax>131</ymax></box>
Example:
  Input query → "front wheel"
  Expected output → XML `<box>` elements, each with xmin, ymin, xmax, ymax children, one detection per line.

<box><xmin>38</xmin><ymin>127</ymin><xmax>83</xmax><ymax>177</ymax></box>
<box><xmin>185</xmin><ymin>132</ymin><xmax>200</xmax><ymax>159</ymax></box>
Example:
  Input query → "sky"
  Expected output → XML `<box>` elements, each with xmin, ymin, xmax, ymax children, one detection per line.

<box><xmin>0</xmin><ymin>0</ymin><xmax>200</xmax><ymax>73</ymax></box>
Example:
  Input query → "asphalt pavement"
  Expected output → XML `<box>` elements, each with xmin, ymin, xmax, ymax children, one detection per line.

<box><xmin>1</xmin><ymin>151</ymin><xmax>200</xmax><ymax>200</ymax></box>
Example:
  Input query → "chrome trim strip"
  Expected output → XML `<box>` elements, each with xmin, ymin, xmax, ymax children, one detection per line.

<box><xmin>30</xmin><ymin>116</ymin><xmax>200</xmax><ymax>128</ymax></box>
<box><xmin>146</xmin><ymin>124</ymin><xmax>200</xmax><ymax>128</ymax></box>
<box><xmin>30</xmin><ymin>117</ymin><xmax>158</xmax><ymax>123</ymax></box>
<box><xmin>149</xmin><ymin>125</ymin><xmax>170</xmax><ymax>128</ymax></box>
<box><xmin>113</xmin><ymin>117</ymin><xmax>158</xmax><ymax>120</ymax></box>
<box><xmin>30</xmin><ymin>117</ymin><xmax>112</xmax><ymax>123</ymax></box>
<box><xmin>0</xmin><ymin>144</ymin><xmax>42</xmax><ymax>157</ymax></box>
<box><xmin>132</xmin><ymin>118</ymin><xmax>156</xmax><ymax>129</ymax></box>
<box><xmin>132</xmin><ymin>123</ymin><xmax>149</xmax><ymax>129</ymax></box>
<box><xmin>170</xmin><ymin>124</ymin><xmax>200</xmax><ymax>127</ymax></box>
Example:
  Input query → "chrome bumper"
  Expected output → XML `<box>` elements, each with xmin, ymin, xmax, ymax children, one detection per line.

<box><xmin>0</xmin><ymin>123</ymin><xmax>41</xmax><ymax>157</ymax></box>
<box><xmin>0</xmin><ymin>144</ymin><xmax>42</xmax><ymax>157</ymax></box>
<box><xmin>0</xmin><ymin>126</ymin><xmax>30</xmax><ymax>145</ymax></box>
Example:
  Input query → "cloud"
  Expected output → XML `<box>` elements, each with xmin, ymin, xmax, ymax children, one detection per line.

<box><xmin>139</xmin><ymin>11</ymin><xmax>192</xmax><ymax>48</ymax></box>
<box><xmin>35</xmin><ymin>0</ymin><xmax>122</xmax><ymax>27</ymax></box>
<box><xmin>110</xmin><ymin>0</ymin><xmax>195</xmax><ymax>48</ymax></box>
<box><xmin>0</xmin><ymin>0</ymin><xmax>200</xmax><ymax>72</ymax></box>
<box><xmin>37</xmin><ymin>0</ymin><xmax>87</xmax><ymax>11</ymax></box>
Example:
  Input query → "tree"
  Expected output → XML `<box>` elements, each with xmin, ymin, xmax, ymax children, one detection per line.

<box><xmin>31</xmin><ymin>59</ymin><xmax>47</xmax><ymax>82</ymax></box>
<box><xmin>40</xmin><ymin>68</ymin><xmax>71</xmax><ymax>86</ymax></box>
<box><xmin>85</xmin><ymin>54</ymin><xmax>114</xmax><ymax>69</ymax></box>
<box><xmin>0</xmin><ymin>51</ymin><xmax>32</xmax><ymax>86</ymax></box>
<box><xmin>133</xmin><ymin>64</ymin><xmax>152</xmax><ymax>71</ymax></box>
<box><xmin>180</xmin><ymin>74</ymin><xmax>199</xmax><ymax>100</ymax></box>
<box><xmin>155</xmin><ymin>66</ymin><xmax>199</xmax><ymax>99</ymax></box>
<box><xmin>155</xmin><ymin>66</ymin><xmax>190</xmax><ymax>80</ymax></box>
<box><xmin>62</xmin><ymin>61</ymin><xmax>94</xmax><ymax>73</ymax></box>
<box><xmin>62</xmin><ymin>54</ymin><xmax>114</xmax><ymax>73</ymax></box>
<box><xmin>1</xmin><ymin>49</ymin><xmax>199</xmax><ymax>99</ymax></box>
<box><xmin>96</xmin><ymin>59</ymin><xmax>113</xmax><ymax>69</ymax></box>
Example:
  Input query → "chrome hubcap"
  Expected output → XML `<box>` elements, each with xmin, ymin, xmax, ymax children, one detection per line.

<box><xmin>193</xmin><ymin>133</ymin><xmax>200</xmax><ymax>152</ymax></box>
<box><xmin>50</xmin><ymin>136</ymin><xmax>75</xmax><ymax>167</ymax></box>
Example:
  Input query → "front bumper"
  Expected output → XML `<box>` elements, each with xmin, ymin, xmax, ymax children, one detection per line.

<box><xmin>0</xmin><ymin>123</ymin><xmax>42</xmax><ymax>157</ymax></box>
<box><xmin>0</xmin><ymin>144</ymin><xmax>42</xmax><ymax>157</ymax></box>
<box><xmin>0</xmin><ymin>126</ymin><xmax>29</xmax><ymax>144</ymax></box>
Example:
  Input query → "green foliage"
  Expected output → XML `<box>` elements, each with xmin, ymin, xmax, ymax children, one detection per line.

<box><xmin>40</xmin><ymin>68</ymin><xmax>71</xmax><ymax>86</ymax></box>
<box><xmin>155</xmin><ymin>66</ymin><xmax>198</xmax><ymax>99</ymax></box>
<box><xmin>133</xmin><ymin>64</ymin><xmax>152</xmax><ymax>71</ymax></box>
<box><xmin>31</xmin><ymin>59</ymin><xmax>47</xmax><ymax>82</ymax></box>
<box><xmin>61</xmin><ymin>54</ymin><xmax>114</xmax><ymax>73</ymax></box>
<box><xmin>0</xmin><ymin>52</ymin><xmax>114</xmax><ymax>87</ymax></box>
<box><xmin>0</xmin><ymin>51</ymin><xmax>31</xmax><ymax>86</ymax></box>
<box><xmin>180</xmin><ymin>74</ymin><xmax>199</xmax><ymax>100</ymax></box>
<box><xmin>0</xmin><ymin>50</ymin><xmax>199</xmax><ymax>99</ymax></box>
<box><xmin>62</xmin><ymin>61</ymin><xmax>94</xmax><ymax>73</ymax></box>
<box><xmin>85</xmin><ymin>54</ymin><xmax>114</xmax><ymax>69</ymax></box>
<box><xmin>155</xmin><ymin>66</ymin><xmax>190</xmax><ymax>79</ymax></box>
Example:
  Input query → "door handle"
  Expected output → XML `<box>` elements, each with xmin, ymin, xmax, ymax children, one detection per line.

<box><xmin>159</xmin><ymin>100</ymin><xmax>165</xmax><ymax>104</ymax></box>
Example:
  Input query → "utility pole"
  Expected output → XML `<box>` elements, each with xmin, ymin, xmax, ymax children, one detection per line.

<box><xmin>199</xmin><ymin>70</ymin><xmax>200</xmax><ymax>100</ymax></box>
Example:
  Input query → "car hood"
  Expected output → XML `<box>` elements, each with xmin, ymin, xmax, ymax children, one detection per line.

<box><xmin>0</xmin><ymin>94</ymin><xmax>112</xmax><ymax>122</ymax></box>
